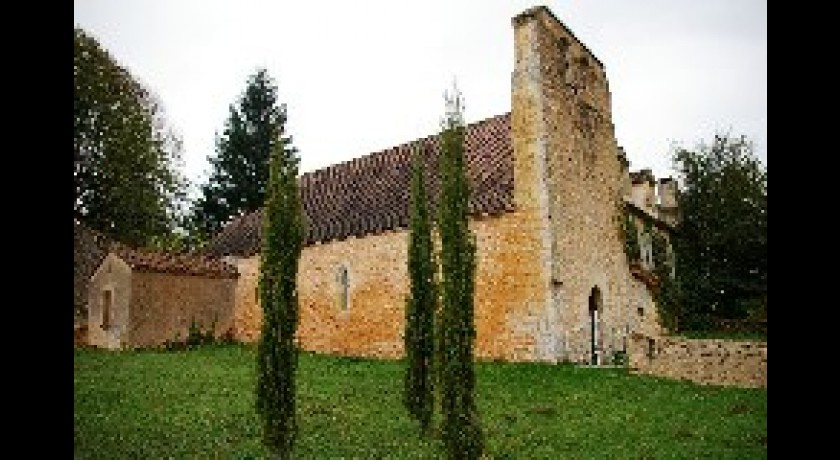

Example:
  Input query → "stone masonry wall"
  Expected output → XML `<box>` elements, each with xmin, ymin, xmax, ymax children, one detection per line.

<box><xmin>87</xmin><ymin>253</ymin><xmax>133</xmax><ymax>349</ymax></box>
<box><xmin>128</xmin><ymin>272</ymin><xmax>237</xmax><ymax>348</ymax></box>
<box><xmin>512</xmin><ymin>7</ymin><xmax>664</xmax><ymax>363</ymax></box>
<box><xmin>628</xmin><ymin>333</ymin><xmax>767</xmax><ymax>388</ymax></box>
<box><xmin>228</xmin><ymin>6</ymin><xmax>669</xmax><ymax>364</ymax></box>
<box><xmin>230</xmin><ymin>208</ymin><xmax>550</xmax><ymax>361</ymax></box>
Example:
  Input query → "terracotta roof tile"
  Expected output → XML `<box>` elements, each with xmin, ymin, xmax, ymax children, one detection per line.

<box><xmin>204</xmin><ymin>112</ymin><xmax>514</xmax><ymax>257</ymax></box>
<box><xmin>112</xmin><ymin>244</ymin><xmax>239</xmax><ymax>279</ymax></box>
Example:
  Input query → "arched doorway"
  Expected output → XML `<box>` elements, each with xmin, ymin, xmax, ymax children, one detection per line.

<box><xmin>588</xmin><ymin>286</ymin><xmax>602</xmax><ymax>365</ymax></box>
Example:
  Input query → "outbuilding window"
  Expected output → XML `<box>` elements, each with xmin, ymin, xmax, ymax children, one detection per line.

<box><xmin>101</xmin><ymin>289</ymin><xmax>113</xmax><ymax>330</ymax></box>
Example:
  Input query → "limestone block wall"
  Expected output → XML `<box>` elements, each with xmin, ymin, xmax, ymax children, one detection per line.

<box><xmin>626</xmin><ymin>279</ymin><xmax>664</xmax><ymax>340</ymax></box>
<box><xmin>87</xmin><ymin>253</ymin><xmax>133</xmax><ymax>349</ymax></box>
<box><xmin>628</xmin><ymin>333</ymin><xmax>767</xmax><ymax>388</ymax></box>
<box><xmin>512</xmin><ymin>6</ymin><xmax>660</xmax><ymax>364</ymax></box>
<box><xmin>228</xmin><ymin>256</ymin><xmax>261</xmax><ymax>342</ymax></box>
<box><xmin>227</xmin><ymin>5</ymin><xmax>673</xmax><ymax>365</ymax></box>
<box><xmin>231</xmin><ymin>208</ymin><xmax>551</xmax><ymax>361</ymax></box>
<box><xmin>296</xmin><ymin>227</ymin><xmax>409</xmax><ymax>359</ymax></box>
<box><xmin>128</xmin><ymin>272</ymin><xmax>237</xmax><ymax>348</ymax></box>
<box><xmin>473</xmin><ymin>210</ymin><xmax>551</xmax><ymax>361</ymax></box>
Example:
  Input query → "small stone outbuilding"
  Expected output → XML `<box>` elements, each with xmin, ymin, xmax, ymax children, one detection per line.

<box><xmin>74</xmin><ymin>221</ymin><xmax>113</xmax><ymax>320</ymax></box>
<box><xmin>86</xmin><ymin>244</ymin><xmax>239</xmax><ymax>349</ymax></box>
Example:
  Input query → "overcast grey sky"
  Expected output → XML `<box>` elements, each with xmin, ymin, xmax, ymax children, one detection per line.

<box><xmin>74</xmin><ymin>0</ymin><xmax>767</xmax><ymax>197</ymax></box>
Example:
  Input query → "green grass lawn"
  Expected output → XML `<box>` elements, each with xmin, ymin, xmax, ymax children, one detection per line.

<box><xmin>74</xmin><ymin>344</ymin><xmax>766</xmax><ymax>459</ymax></box>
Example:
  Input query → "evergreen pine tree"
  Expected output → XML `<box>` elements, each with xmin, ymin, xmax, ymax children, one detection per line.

<box><xmin>437</xmin><ymin>84</ymin><xmax>484</xmax><ymax>460</ymax></box>
<box><xmin>192</xmin><ymin>68</ymin><xmax>297</xmax><ymax>240</ymax></box>
<box><xmin>255</xmin><ymin>131</ymin><xmax>303</xmax><ymax>459</ymax></box>
<box><xmin>403</xmin><ymin>142</ymin><xmax>437</xmax><ymax>436</ymax></box>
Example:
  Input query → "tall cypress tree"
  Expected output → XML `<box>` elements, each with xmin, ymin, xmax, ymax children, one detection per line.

<box><xmin>437</xmin><ymin>85</ymin><xmax>484</xmax><ymax>459</ymax></box>
<box><xmin>255</xmin><ymin>132</ymin><xmax>303</xmax><ymax>459</ymax></box>
<box><xmin>403</xmin><ymin>142</ymin><xmax>437</xmax><ymax>436</ymax></box>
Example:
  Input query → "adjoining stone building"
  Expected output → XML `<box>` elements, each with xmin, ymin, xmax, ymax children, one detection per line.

<box><xmin>74</xmin><ymin>221</ymin><xmax>113</xmax><ymax>320</ymax></box>
<box><xmin>201</xmin><ymin>5</ymin><xmax>679</xmax><ymax>364</ymax></box>
<box><xmin>86</xmin><ymin>244</ymin><xmax>238</xmax><ymax>349</ymax></box>
<box><xmin>75</xmin><ymin>221</ymin><xmax>114</xmax><ymax>345</ymax></box>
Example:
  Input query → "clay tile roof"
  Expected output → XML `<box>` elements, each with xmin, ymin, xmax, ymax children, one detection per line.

<box><xmin>204</xmin><ymin>112</ymin><xmax>514</xmax><ymax>257</ymax></box>
<box><xmin>112</xmin><ymin>243</ymin><xmax>239</xmax><ymax>279</ymax></box>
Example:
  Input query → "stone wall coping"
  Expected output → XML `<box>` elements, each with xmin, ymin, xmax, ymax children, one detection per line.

<box><xmin>511</xmin><ymin>5</ymin><xmax>605</xmax><ymax>69</ymax></box>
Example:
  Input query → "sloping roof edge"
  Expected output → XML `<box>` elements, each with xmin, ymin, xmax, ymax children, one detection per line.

<box><xmin>204</xmin><ymin>112</ymin><xmax>515</xmax><ymax>257</ymax></box>
<box><xmin>111</xmin><ymin>243</ymin><xmax>239</xmax><ymax>279</ymax></box>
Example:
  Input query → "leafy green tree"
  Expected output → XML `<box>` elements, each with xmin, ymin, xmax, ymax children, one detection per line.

<box><xmin>651</xmin><ymin>230</ymin><xmax>681</xmax><ymax>331</ymax></box>
<box><xmin>74</xmin><ymin>27</ymin><xmax>187</xmax><ymax>247</ymax></box>
<box><xmin>403</xmin><ymin>142</ymin><xmax>437</xmax><ymax>436</ymax></box>
<box><xmin>255</xmin><ymin>134</ymin><xmax>304</xmax><ymax>458</ymax></box>
<box><xmin>622</xmin><ymin>212</ymin><xmax>641</xmax><ymax>264</ymax></box>
<box><xmin>437</xmin><ymin>86</ymin><xmax>484</xmax><ymax>460</ymax></box>
<box><xmin>191</xmin><ymin>69</ymin><xmax>296</xmax><ymax>241</ymax></box>
<box><xmin>671</xmin><ymin>132</ymin><xmax>767</xmax><ymax>329</ymax></box>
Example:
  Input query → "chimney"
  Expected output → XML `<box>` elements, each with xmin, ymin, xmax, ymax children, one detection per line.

<box><xmin>657</xmin><ymin>177</ymin><xmax>678</xmax><ymax>209</ymax></box>
<box><xmin>617</xmin><ymin>146</ymin><xmax>631</xmax><ymax>198</ymax></box>
<box><xmin>656</xmin><ymin>177</ymin><xmax>680</xmax><ymax>226</ymax></box>
<box><xmin>630</xmin><ymin>169</ymin><xmax>656</xmax><ymax>212</ymax></box>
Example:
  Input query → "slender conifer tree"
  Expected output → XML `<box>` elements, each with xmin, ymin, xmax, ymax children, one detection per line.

<box><xmin>437</xmin><ymin>84</ymin><xmax>484</xmax><ymax>459</ymax></box>
<box><xmin>404</xmin><ymin>141</ymin><xmax>437</xmax><ymax>435</ymax></box>
<box><xmin>256</xmin><ymin>132</ymin><xmax>303</xmax><ymax>459</ymax></box>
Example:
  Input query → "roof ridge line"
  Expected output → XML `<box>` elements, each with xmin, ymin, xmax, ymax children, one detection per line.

<box><xmin>300</xmin><ymin>111</ymin><xmax>511</xmax><ymax>179</ymax></box>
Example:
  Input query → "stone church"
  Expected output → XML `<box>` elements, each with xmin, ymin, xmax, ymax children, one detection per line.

<box><xmin>84</xmin><ymin>5</ymin><xmax>678</xmax><ymax>365</ymax></box>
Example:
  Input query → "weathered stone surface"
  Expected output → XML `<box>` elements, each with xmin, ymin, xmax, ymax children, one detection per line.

<box><xmin>74</xmin><ymin>221</ymin><xmax>112</xmax><ymax>319</ymax></box>
<box><xmin>85</xmin><ymin>6</ymin><xmax>700</xmax><ymax>370</ymax></box>
<box><xmin>511</xmin><ymin>6</ymin><xmax>665</xmax><ymax>364</ymax></box>
<box><xmin>628</xmin><ymin>333</ymin><xmax>767</xmax><ymax>388</ymax></box>
<box><xmin>230</xmin><ymin>209</ymin><xmax>549</xmax><ymax>361</ymax></box>
<box><xmin>128</xmin><ymin>271</ymin><xmax>236</xmax><ymax>348</ymax></box>
<box><xmin>86</xmin><ymin>253</ymin><xmax>237</xmax><ymax>349</ymax></box>
<box><xmin>224</xmin><ymin>5</ymin><xmax>676</xmax><ymax>365</ymax></box>
<box><xmin>87</xmin><ymin>253</ymin><xmax>133</xmax><ymax>349</ymax></box>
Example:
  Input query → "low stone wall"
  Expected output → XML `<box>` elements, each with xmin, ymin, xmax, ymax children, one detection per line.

<box><xmin>628</xmin><ymin>333</ymin><xmax>767</xmax><ymax>388</ymax></box>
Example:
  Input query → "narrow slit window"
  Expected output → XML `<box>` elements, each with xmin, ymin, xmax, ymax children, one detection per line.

<box><xmin>640</xmin><ymin>233</ymin><xmax>654</xmax><ymax>270</ymax></box>
<box><xmin>102</xmin><ymin>289</ymin><xmax>113</xmax><ymax>330</ymax></box>
<box><xmin>646</xmin><ymin>338</ymin><xmax>656</xmax><ymax>360</ymax></box>
<box><xmin>338</xmin><ymin>265</ymin><xmax>349</xmax><ymax>311</ymax></box>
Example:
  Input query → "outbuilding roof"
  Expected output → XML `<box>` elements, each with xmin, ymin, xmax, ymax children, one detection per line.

<box><xmin>112</xmin><ymin>244</ymin><xmax>239</xmax><ymax>279</ymax></box>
